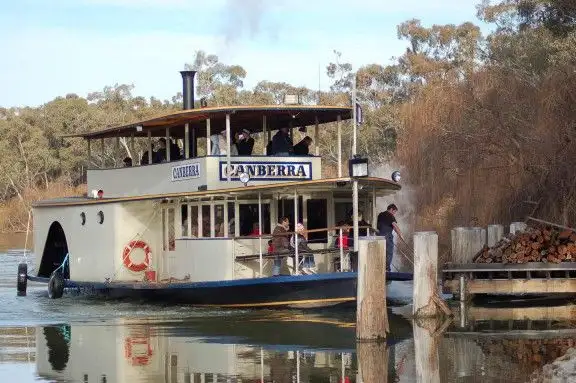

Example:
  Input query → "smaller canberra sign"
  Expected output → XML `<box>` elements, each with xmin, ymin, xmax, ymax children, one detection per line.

<box><xmin>171</xmin><ymin>162</ymin><xmax>201</xmax><ymax>182</ymax></box>
<box><xmin>220</xmin><ymin>161</ymin><xmax>312</xmax><ymax>181</ymax></box>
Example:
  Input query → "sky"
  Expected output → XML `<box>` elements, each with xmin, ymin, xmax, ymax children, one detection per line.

<box><xmin>1</xmin><ymin>0</ymin><xmax>488</xmax><ymax>107</ymax></box>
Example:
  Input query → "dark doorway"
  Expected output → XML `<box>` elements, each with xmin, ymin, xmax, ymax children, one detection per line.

<box><xmin>38</xmin><ymin>222</ymin><xmax>70</xmax><ymax>278</ymax></box>
<box><xmin>307</xmin><ymin>199</ymin><xmax>328</xmax><ymax>244</ymax></box>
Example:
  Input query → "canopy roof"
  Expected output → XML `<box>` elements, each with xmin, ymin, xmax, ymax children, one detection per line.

<box><xmin>34</xmin><ymin>177</ymin><xmax>400</xmax><ymax>207</ymax></box>
<box><xmin>65</xmin><ymin>105</ymin><xmax>353</xmax><ymax>140</ymax></box>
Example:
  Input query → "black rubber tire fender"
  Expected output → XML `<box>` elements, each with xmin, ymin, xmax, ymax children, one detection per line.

<box><xmin>48</xmin><ymin>270</ymin><xmax>65</xmax><ymax>299</ymax></box>
<box><xmin>17</xmin><ymin>263</ymin><xmax>27</xmax><ymax>297</ymax></box>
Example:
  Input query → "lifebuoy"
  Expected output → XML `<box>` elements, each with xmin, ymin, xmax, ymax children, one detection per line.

<box><xmin>122</xmin><ymin>240</ymin><xmax>151</xmax><ymax>273</ymax></box>
<box><xmin>124</xmin><ymin>336</ymin><xmax>152</xmax><ymax>366</ymax></box>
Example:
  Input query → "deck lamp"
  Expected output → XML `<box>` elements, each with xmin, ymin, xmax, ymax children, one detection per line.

<box><xmin>239</xmin><ymin>172</ymin><xmax>250</xmax><ymax>186</ymax></box>
<box><xmin>348</xmin><ymin>155</ymin><xmax>369</xmax><ymax>178</ymax></box>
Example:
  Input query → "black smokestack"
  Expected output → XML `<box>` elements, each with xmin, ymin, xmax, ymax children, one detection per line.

<box><xmin>180</xmin><ymin>70</ymin><xmax>197</xmax><ymax>110</ymax></box>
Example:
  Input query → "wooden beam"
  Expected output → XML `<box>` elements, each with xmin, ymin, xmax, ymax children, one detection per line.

<box><xmin>443</xmin><ymin>262</ymin><xmax>576</xmax><ymax>273</ymax></box>
<box><xmin>444</xmin><ymin>278</ymin><xmax>576</xmax><ymax>294</ymax></box>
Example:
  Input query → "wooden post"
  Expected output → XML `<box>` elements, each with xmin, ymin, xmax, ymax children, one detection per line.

<box><xmin>510</xmin><ymin>221</ymin><xmax>527</xmax><ymax>234</ymax></box>
<box><xmin>451</xmin><ymin>227</ymin><xmax>486</xmax><ymax>263</ymax></box>
<box><xmin>357</xmin><ymin>237</ymin><xmax>388</xmax><ymax>341</ymax></box>
<box><xmin>337</xmin><ymin>115</ymin><xmax>342</xmax><ymax>177</ymax></box>
<box><xmin>413</xmin><ymin>232</ymin><xmax>444</xmax><ymax>318</ymax></box>
<box><xmin>356</xmin><ymin>343</ymin><xmax>389</xmax><ymax>383</ymax></box>
<box><xmin>487</xmin><ymin>224</ymin><xmax>504</xmax><ymax>247</ymax></box>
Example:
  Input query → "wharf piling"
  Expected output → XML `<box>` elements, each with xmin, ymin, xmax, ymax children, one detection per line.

<box><xmin>413</xmin><ymin>231</ymin><xmax>450</xmax><ymax>318</ymax></box>
<box><xmin>356</xmin><ymin>237</ymin><xmax>388</xmax><ymax>341</ymax></box>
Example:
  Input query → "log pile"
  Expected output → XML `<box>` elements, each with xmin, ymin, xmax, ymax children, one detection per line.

<box><xmin>478</xmin><ymin>337</ymin><xmax>576</xmax><ymax>372</ymax></box>
<box><xmin>475</xmin><ymin>226</ymin><xmax>576</xmax><ymax>264</ymax></box>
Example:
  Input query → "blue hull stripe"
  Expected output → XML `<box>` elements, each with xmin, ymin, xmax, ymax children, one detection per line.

<box><xmin>29</xmin><ymin>271</ymin><xmax>413</xmax><ymax>290</ymax></box>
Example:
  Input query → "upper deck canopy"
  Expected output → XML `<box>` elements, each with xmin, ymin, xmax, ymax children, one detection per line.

<box><xmin>65</xmin><ymin>105</ymin><xmax>353</xmax><ymax>140</ymax></box>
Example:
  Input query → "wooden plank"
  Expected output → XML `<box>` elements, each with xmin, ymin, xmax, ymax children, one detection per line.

<box><xmin>444</xmin><ymin>279</ymin><xmax>576</xmax><ymax>294</ymax></box>
<box><xmin>443</xmin><ymin>262</ymin><xmax>576</xmax><ymax>273</ymax></box>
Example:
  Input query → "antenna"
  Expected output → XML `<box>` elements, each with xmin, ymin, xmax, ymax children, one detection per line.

<box><xmin>318</xmin><ymin>62</ymin><xmax>321</xmax><ymax>104</ymax></box>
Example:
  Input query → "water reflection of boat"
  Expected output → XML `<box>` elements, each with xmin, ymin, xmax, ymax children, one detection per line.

<box><xmin>35</xmin><ymin>311</ymin><xmax>412</xmax><ymax>382</ymax></box>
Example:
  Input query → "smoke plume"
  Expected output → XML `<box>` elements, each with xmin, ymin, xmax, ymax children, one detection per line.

<box><xmin>221</xmin><ymin>0</ymin><xmax>282</xmax><ymax>45</ymax></box>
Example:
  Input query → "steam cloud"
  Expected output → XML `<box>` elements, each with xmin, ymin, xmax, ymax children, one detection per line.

<box><xmin>221</xmin><ymin>0</ymin><xmax>282</xmax><ymax>45</ymax></box>
<box><xmin>372</xmin><ymin>162</ymin><xmax>416</xmax><ymax>272</ymax></box>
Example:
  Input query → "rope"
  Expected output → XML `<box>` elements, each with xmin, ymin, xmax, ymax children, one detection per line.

<box><xmin>54</xmin><ymin>253</ymin><xmax>69</xmax><ymax>273</ymax></box>
<box><xmin>21</xmin><ymin>209</ymin><xmax>32</xmax><ymax>264</ymax></box>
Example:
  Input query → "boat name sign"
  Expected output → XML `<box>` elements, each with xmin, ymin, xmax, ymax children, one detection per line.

<box><xmin>219</xmin><ymin>161</ymin><xmax>312</xmax><ymax>181</ymax></box>
<box><xmin>171</xmin><ymin>162</ymin><xmax>201</xmax><ymax>182</ymax></box>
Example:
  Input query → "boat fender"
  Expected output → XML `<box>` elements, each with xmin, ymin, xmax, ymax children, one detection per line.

<box><xmin>48</xmin><ymin>270</ymin><xmax>65</xmax><ymax>299</ymax></box>
<box><xmin>17</xmin><ymin>263</ymin><xmax>27</xmax><ymax>297</ymax></box>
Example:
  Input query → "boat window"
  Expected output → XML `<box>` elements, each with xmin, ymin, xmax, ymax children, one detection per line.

<box><xmin>181</xmin><ymin>204</ymin><xmax>199</xmax><ymax>238</ymax></box>
<box><xmin>307</xmin><ymin>199</ymin><xmax>328</xmax><ymax>244</ymax></box>
<box><xmin>214</xmin><ymin>204</ymin><xmax>225</xmax><ymax>237</ymax></box>
<box><xmin>162</xmin><ymin>209</ymin><xmax>166</xmax><ymax>251</ymax></box>
<box><xmin>200</xmin><ymin>205</ymin><xmax>210</xmax><ymax>238</ymax></box>
<box><xmin>167</xmin><ymin>208</ymin><xmax>175</xmax><ymax>251</ymax></box>
<box><xmin>227</xmin><ymin>202</ymin><xmax>235</xmax><ymax>237</ymax></box>
<box><xmin>238</xmin><ymin>203</ymin><xmax>271</xmax><ymax>236</ymax></box>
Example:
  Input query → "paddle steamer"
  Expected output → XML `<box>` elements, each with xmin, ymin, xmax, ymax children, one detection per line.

<box><xmin>27</xmin><ymin>71</ymin><xmax>411</xmax><ymax>308</ymax></box>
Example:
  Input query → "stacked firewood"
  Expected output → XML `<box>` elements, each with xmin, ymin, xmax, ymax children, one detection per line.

<box><xmin>478</xmin><ymin>337</ymin><xmax>576</xmax><ymax>371</ymax></box>
<box><xmin>475</xmin><ymin>226</ymin><xmax>576</xmax><ymax>264</ymax></box>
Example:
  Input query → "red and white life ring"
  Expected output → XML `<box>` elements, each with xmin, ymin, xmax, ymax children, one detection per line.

<box><xmin>124</xmin><ymin>336</ymin><xmax>153</xmax><ymax>366</ymax></box>
<box><xmin>122</xmin><ymin>240</ymin><xmax>151</xmax><ymax>273</ymax></box>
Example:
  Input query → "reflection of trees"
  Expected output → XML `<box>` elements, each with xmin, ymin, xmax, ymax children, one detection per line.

<box><xmin>43</xmin><ymin>325</ymin><xmax>71</xmax><ymax>372</ymax></box>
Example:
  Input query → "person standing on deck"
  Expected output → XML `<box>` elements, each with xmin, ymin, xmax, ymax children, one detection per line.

<box><xmin>377</xmin><ymin>204</ymin><xmax>405</xmax><ymax>272</ymax></box>
<box><xmin>271</xmin><ymin>217</ymin><xmax>291</xmax><ymax>275</ymax></box>
<box><xmin>271</xmin><ymin>127</ymin><xmax>293</xmax><ymax>156</ymax></box>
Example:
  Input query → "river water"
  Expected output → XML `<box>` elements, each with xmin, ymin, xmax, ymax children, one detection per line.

<box><xmin>1</xmin><ymin>253</ymin><xmax>575</xmax><ymax>382</ymax></box>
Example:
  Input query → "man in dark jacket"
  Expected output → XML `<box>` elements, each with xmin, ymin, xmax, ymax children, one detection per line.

<box><xmin>236</xmin><ymin>129</ymin><xmax>255</xmax><ymax>155</ymax></box>
<box><xmin>377</xmin><ymin>204</ymin><xmax>404</xmax><ymax>271</ymax></box>
<box><xmin>271</xmin><ymin>127</ymin><xmax>293</xmax><ymax>156</ymax></box>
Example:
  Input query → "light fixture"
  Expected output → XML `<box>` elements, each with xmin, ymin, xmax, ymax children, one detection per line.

<box><xmin>136</xmin><ymin>125</ymin><xmax>143</xmax><ymax>132</ymax></box>
<box><xmin>348</xmin><ymin>155</ymin><xmax>369</xmax><ymax>178</ymax></box>
<box><xmin>391</xmin><ymin>171</ymin><xmax>401</xmax><ymax>183</ymax></box>
<box><xmin>239</xmin><ymin>172</ymin><xmax>250</xmax><ymax>186</ymax></box>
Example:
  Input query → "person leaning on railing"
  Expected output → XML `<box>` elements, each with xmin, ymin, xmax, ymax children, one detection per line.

<box><xmin>271</xmin><ymin>216</ymin><xmax>291</xmax><ymax>276</ymax></box>
<box><xmin>290</xmin><ymin>223</ymin><xmax>317</xmax><ymax>274</ymax></box>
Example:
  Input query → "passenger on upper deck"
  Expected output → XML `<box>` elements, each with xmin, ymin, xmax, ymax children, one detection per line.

<box><xmin>156</xmin><ymin>138</ymin><xmax>167</xmax><ymax>163</ymax></box>
<box><xmin>271</xmin><ymin>127</ymin><xmax>293</xmax><ymax>156</ymax></box>
<box><xmin>236</xmin><ymin>129</ymin><xmax>254</xmax><ymax>155</ymax></box>
<box><xmin>140</xmin><ymin>142</ymin><xmax>157</xmax><ymax>165</ymax></box>
<box><xmin>293</xmin><ymin>136</ymin><xmax>313</xmax><ymax>156</ymax></box>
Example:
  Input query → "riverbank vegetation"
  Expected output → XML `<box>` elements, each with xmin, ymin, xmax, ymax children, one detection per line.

<box><xmin>1</xmin><ymin>0</ymin><xmax>574</xmax><ymax>246</ymax></box>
